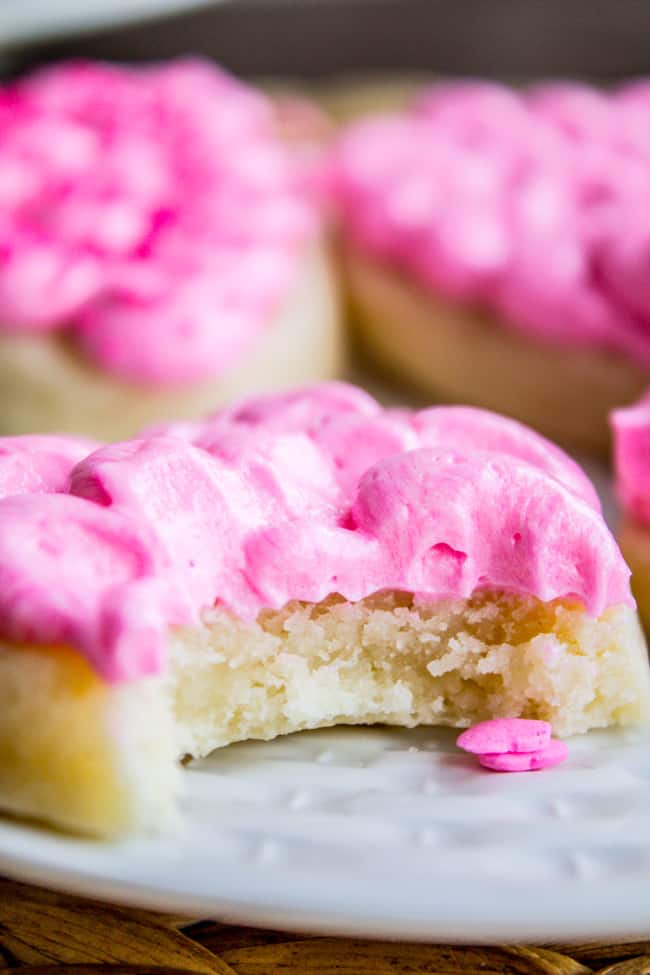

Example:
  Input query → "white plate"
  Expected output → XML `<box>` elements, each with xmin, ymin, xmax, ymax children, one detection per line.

<box><xmin>2</xmin><ymin>723</ymin><xmax>650</xmax><ymax>942</ymax></box>
<box><xmin>0</xmin><ymin>436</ymin><xmax>641</xmax><ymax>941</ymax></box>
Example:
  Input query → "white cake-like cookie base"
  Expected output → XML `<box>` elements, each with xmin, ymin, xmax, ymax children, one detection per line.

<box><xmin>343</xmin><ymin>245</ymin><xmax>648</xmax><ymax>454</ymax></box>
<box><xmin>0</xmin><ymin>241</ymin><xmax>342</xmax><ymax>441</ymax></box>
<box><xmin>1</xmin><ymin>591</ymin><xmax>647</xmax><ymax>836</ymax></box>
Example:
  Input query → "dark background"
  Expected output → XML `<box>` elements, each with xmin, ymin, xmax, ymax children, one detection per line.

<box><xmin>7</xmin><ymin>0</ymin><xmax>650</xmax><ymax>81</ymax></box>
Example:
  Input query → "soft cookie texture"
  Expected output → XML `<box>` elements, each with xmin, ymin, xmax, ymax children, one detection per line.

<box><xmin>331</xmin><ymin>81</ymin><xmax>650</xmax><ymax>452</ymax></box>
<box><xmin>0</xmin><ymin>60</ymin><xmax>341</xmax><ymax>439</ymax></box>
<box><xmin>0</xmin><ymin>383</ymin><xmax>648</xmax><ymax>835</ymax></box>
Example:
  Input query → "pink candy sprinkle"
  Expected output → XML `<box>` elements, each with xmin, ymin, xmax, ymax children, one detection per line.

<box><xmin>456</xmin><ymin>718</ymin><xmax>568</xmax><ymax>774</ymax></box>
<box><xmin>457</xmin><ymin>718</ymin><xmax>551</xmax><ymax>755</ymax></box>
<box><xmin>478</xmin><ymin>740</ymin><xmax>569</xmax><ymax>773</ymax></box>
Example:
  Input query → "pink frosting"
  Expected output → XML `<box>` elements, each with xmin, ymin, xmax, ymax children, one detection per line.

<box><xmin>331</xmin><ymin>80</ymin><xmax>650</xmax><ymax>365</ymax></box>
<box><xmin>0</xmin><ymin>435</ymin><xmax>96</xmax><ymax>496</ymax></box>
<box><xmin>0</xmin><ymin>383</ymin><xmax>631</xmax><ymax>681</ymax></box>
<box><xmin>0</xmin><ymin>59</ymin><xmax>319</xmax><ymax>384</ymax></box>
<box><xmin>612</xmin><ymin>392</ymin><xmax>650</xmax><ymax>526</ymax></box>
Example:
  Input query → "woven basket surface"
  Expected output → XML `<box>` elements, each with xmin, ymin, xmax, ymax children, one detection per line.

<box><xmin>2</xmin><ymin>876</ymin><xmax>650</xmax><ymax>975</ymax></box>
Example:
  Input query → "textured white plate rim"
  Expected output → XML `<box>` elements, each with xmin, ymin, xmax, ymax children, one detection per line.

<box><xmin>2</xmin><ymin>849</ymin><xmax>650</xmax><ymax>944</ymax></box>
<box><xmin>2</xmin><ymin>724</ymin><xmax>650</xmax><ymax>943</ymax></box>
<box><xmin>4</xmin><ymin>847</ymin><xmax>650</xmax><ymax>944</ymax></box>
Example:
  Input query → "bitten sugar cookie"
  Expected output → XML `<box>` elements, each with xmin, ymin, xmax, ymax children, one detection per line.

<box><xmin>330</xmin><ymin>81</ymin><xmax>650</xmax><ymax>453</ymax></box>
<box><xmin>0</xmin><ymin>60</ymin><xmax>341</xmax><ymax>440</ymax></box>
<box><xmin>0</xmin><ymin>383</ymin><xmax>648</xmax><ymax>836</ymax></box>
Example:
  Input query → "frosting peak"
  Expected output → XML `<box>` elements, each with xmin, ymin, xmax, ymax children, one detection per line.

<box><xmin>0</xmin><ymin>384</ymin><xmax>631</xmax><ymax>680</ymax></box>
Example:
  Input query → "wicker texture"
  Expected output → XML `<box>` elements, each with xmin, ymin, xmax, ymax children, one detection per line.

<box><xmin>2</xmin><ymin>878</ymin><xmax>650</xmax><ymax>975</ymax></box>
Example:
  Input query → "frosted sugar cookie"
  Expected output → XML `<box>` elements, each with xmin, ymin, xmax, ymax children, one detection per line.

<box><xmin>0</xmin><ymin>60</ymin><xmax>341</xmax><ymax>440</ymax></box>
<box><xmin>331</xmin><ymin>81</ymin><xmax>650</xmax><ymax>453</ymax></box>
<box><xmin>0</xmin><ymin>383</ymin><xmax>647</xmax><ymax>835</ymax></box>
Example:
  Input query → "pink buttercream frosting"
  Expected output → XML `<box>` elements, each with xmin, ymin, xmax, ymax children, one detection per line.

<box><xmin>0</xmin><ymin>383</ymin><xmax>631</xmax><ymax>681</ymax></box>
<box><xmin>612</xmin><ymin>392</ymin><xmax>650</xmax><ymax>526</ymax></box>
<box><xmin>0</xmin><ymin>59</ymin><xmax>319</xmax><ymax>384</ymax></box>
<box><xmin>330</xmin><ymin>80</ymin><xmax>650</xmax><ymax>365</ymax></box>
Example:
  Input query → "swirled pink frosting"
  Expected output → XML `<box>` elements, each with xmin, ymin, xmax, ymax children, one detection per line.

<box><xmin>0</xmin><ymin>59</ymin><xmax>319</xmax><ymax>384</ymax></box>
<box><xmin>331</xmin><ymin>80</ymin><xmax>650</xmax><ymax>364</ymax></box>
<box><xmin>0</xmin><ymin>384</ymin><xmax>630</xmax><ymax>681</ymax></box>
<box><xmin>612</xmin><ymin>392</ymin><xmax>650</xmax><ymax>526</ymax></box>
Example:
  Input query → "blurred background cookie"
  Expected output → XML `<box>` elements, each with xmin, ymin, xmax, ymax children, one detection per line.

<box><xmin>0</xmin><ymin>58</ymin><xmax>341</xmax><ymax>440</ymax></box>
